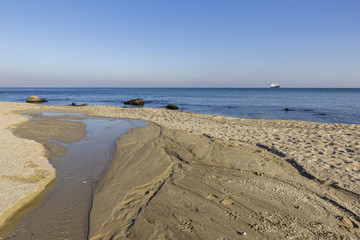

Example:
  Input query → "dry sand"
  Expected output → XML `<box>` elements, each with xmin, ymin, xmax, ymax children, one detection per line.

<box><xmin>0</xmin><ymin>102</ymin><xmax>359</xmax><ymax>239</ymax></box>
<box><xmin>0</xmin><ymin>102</ymin><xmax>55</xmax><ymax>229</ymax></box>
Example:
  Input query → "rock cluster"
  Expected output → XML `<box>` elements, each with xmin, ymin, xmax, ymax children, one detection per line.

<box><xmin>71</xmin><ymin>103</ymin><xmax>88</xmax><ymax>106</ymax></box>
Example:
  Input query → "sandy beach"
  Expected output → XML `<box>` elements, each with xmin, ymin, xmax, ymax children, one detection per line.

<box><xmin>0</xmin><ymin>101</ymin><xmax>359</xmax><ymax>239</ymax></box>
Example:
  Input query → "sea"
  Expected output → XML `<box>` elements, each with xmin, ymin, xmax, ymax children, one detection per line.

<box><xmin>1</xmin><ymin>88</ymin><xmax>359</xmax><ymax>124</ymax></box>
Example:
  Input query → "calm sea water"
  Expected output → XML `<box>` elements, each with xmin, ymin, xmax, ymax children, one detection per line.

<box><xmin>1</xmin><ymin>88</ymin><xmax>359</xmax><ymax>124</ymax></box>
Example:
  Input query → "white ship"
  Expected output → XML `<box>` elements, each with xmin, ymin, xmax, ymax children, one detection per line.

<box><xmin>270</xmin><ymin>83</ymin><xmax>280</xmax><ymax>88</ymax></box>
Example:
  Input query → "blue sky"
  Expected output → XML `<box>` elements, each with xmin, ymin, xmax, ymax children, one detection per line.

<box><xmin>0</xmin><ymin>0</ymin><xmax>359</xmax><ymax>87</ymax></box>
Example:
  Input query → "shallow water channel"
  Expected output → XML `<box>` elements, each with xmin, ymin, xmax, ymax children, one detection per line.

<box><xmin>4</xmin><ymin>113</ymin><xmax>147</xmax><ymax>240</ymax></box>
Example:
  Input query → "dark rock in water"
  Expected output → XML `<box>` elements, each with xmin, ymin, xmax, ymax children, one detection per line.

<box><xmin>71</xmin><ymin>103</ymin><xmax>88</xmax><ymax>107</ymax></box>
<box><xmin>304</xmin><ymin>109</ymin><xmax>313</xmax><ymax>112</ymax></box>
<box><xmin>26</xmin><ymin>96</ymin><xmax>48</xmax><ymax>103</ymax></box>
<box><xmin>284</xmin><ymin>108</ymin><xmax>295</xmax><ymax>111</ymax></box>
<box><xmin>166</xmin><ymin>104</ymin><xmax>179</xmax><ymax>110</ymax></box>
<box><xmin>124</xmin><ymin>98</ymin><xmax>144</xmax><ymax>106</ymax></box>
<box><xmin>319</xmin><ymin>113</ymin><xmax>327</xmax><ymax>116</ymax></box>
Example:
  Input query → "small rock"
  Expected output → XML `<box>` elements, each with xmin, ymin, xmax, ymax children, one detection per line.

<box><xmin>166</xmin><ymin>104</ymin><xmax>179</xmax><ymax>110</ymax></box>
<box><xmin>26</xmin><ymin>96</ymin><xmax>48</xmax><ymax>103</ymax></box>
<box><xmin>318</xmin><ymin>113</ymin><xmax>327</xmax><ymax>116</ymax></box>
<box><xmin>71</xmin><ymin>102</ymin><xmax>77</xmax><ymax>106</ymax></box>
<box><xmin>124</xmin><ymin>98</ymin><xmax>145</xmax><ymax>106</ymax></box>
<box><xmin>79</xmin><ymin>103</ymin><xmax>88</xmax><ymax>106</ymax></box>
<box><xmin>284</xmin><ymin>108</ymin><xmax>294</xmax><ymax>111</ymax></box>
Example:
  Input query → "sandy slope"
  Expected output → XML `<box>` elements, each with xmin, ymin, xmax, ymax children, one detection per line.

<box><xmin>86</xmin><ymin>105</ymin><xmax>360</xmax><ymax>196</ymax></box>
<box><xmin>89</xmin><ymin>124</ymin><xmax>360</xmax><ymax>239</ymax></box>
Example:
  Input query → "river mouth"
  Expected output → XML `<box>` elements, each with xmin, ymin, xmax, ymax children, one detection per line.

<box><xmin>3</xmin><ymin>112</ymin><xmax>147</xmax><ymax>240</ymax></box>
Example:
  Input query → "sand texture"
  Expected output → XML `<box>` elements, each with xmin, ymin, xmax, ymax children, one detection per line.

<box><xmin>0</xmin><ymin>102</ymin><xmax>359</xmax><ymax>239</ymax></box>
<box><xmin>0</xmin><ymin>103</ymin><xmax>55</xmax><ymax>228</ymax></box>
<box><xmin>86</xmin><ymin>105</ymin><xmax>360</xmax><ymax>196</ymax></box>
<box><xmin>0</xmin><ymin>102</ymin><xmax>87</xmax><ymax>230</ymax></box>
<box><xmin>89</xmin><ymin>124</ymin><xmax>359</xmax><ymax>239</ymax></box>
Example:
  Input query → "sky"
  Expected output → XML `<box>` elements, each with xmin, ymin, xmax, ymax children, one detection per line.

<box><xmin>0</xmin><ymin>0</ymin><xmax>359</xmax><ymax>87</ymax></box>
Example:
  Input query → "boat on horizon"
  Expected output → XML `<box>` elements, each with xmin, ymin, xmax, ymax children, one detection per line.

<box><xmin>270</xmin><ymin>83</ymin><xmax>280</xmax><ymax>88</ymax></box>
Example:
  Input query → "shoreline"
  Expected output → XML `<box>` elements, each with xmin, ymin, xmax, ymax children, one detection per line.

<box><xmin>2</xmin><ymin>88</ymin><xmax>360</xmax><ymax>125</ymax></box>
<box><xmin>84</xmin><ymin>104</ymin><xmax>360</xmax><ymax>195</ymax></box>
<box><xmin>0</xmin><ymin>102</ymin><xmax>359</xmax><ymax>238</ymax></box>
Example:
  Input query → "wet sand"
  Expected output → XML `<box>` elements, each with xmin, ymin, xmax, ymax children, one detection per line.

<box><xmin>0</xmin><ymin>103</ymin><xmax>56</xmax><ymax>231</ymax></box>
<box><xmin>0</xmin><ymin>102</ymin><xmax>359</xmax><ymax>239</ymax></box>
<box><xmin>89</xmin><ymin>124</ymin><xmax>359</xmax><ymax>239</ymax></box>
<box><xmin>2</xmin><ymin>112</ymin><xmax>146</xmax><ymax>239</ymax></box>
<box><xmin>1</xmin><ymin>113</ymin><xmax>87</xmax><ymax>238</ymax></box>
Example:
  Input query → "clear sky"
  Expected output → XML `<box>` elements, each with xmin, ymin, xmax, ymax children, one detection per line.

<box><xmin>0</xmin><ymin>0</ymin><xmax>359</xmax><ymax>87</ymax></box>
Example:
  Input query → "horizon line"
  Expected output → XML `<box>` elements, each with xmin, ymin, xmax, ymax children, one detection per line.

<box><xmin>1</xmin><ymin>86</ymin><xmax>360</xmax><ymax>89</ymax></box>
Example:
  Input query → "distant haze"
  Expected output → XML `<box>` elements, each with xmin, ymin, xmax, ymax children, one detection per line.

<box><xmin>1</xmin><ymin>0</ymin><xmax>359</xmax><ymax>88</ymax></box>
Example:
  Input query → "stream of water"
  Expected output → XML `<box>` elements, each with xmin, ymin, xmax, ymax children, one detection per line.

<box><xmin>4</xmin><ymin>113</ymin><xmax>147</xmax><ymax>240</ymax></box>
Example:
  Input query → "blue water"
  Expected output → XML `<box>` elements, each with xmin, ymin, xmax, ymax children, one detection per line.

<box><xmin>1</xmin><ymin>88</ymin><xmax>359</xmax><ymax>124</ymax></box>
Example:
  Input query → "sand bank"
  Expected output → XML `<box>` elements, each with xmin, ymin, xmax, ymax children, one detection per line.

<box><xmin>90</xmin><ymin>123</ymin><xmax>359</xmax><ymax>239</ymax></box>
<box><xmin>0</xmin><ymin>102</ymin><xmax>359</xmax><ymax>239</ymax></box>
<box><xmin>0</xmin><ymin>103</ymin><xmax>55</xmax><ymax>228</ymax></box>
<box><xmin>85</xmin><ymin>105</ymin><xmax>360</xmax><ymax>196</ymax></box>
